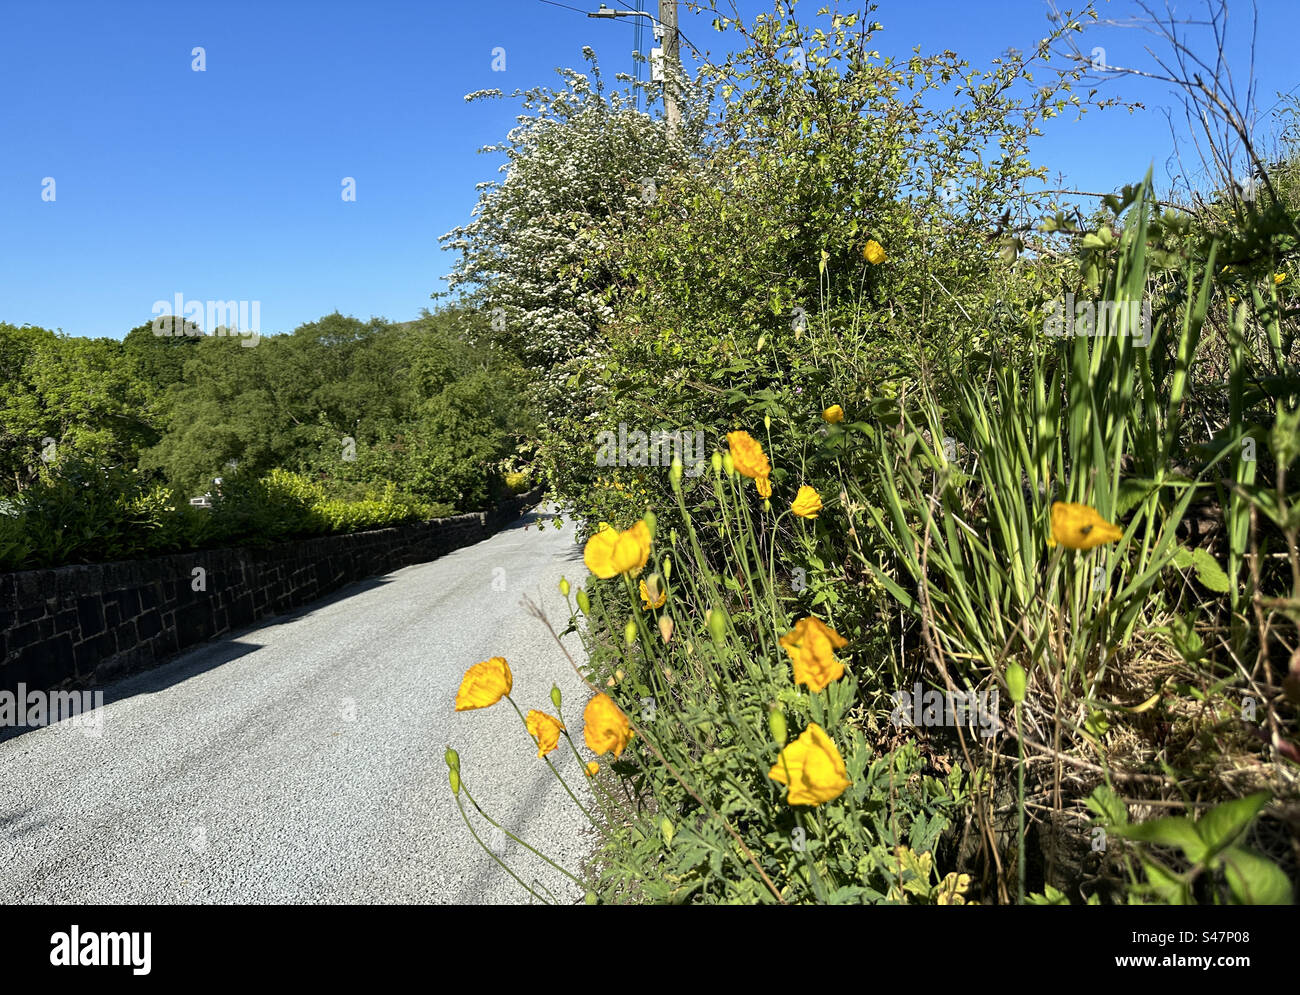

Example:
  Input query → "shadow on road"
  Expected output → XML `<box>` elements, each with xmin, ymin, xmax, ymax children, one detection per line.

<box><xmin>0</xmin><ymin>575</ymin><xmax>394</xmax><ymax>746</ymax></box>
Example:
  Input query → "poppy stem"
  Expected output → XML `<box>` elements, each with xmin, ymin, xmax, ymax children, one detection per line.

<box><xmin>506</xmin><ymin>695</ymin><xmax>598</xmax><ymax>824</ymax></box>
<box><xmin>454</xmin><ymin>791</ymin><xmax>550</xmax><ymax>903</ymax></box>
<box><xmin>460</xmin><ymin>784</ymin><xmax>587</xmax><ymax>892</ymax></box>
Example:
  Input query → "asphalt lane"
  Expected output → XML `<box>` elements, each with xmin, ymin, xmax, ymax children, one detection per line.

<box><xmin>0</xmin><ymin>505</ymin><xmax>597</xmax><ymax>904</ymax></box>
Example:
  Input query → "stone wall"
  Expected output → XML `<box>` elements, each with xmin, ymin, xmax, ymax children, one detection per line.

<box><xmin>0</xmin><ymin>488</ymin><xmax>543</xmax><ymax>696</ymax></box>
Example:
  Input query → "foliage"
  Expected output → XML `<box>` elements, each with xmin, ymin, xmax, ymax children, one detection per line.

<box><xmin>0</xmin><ymin>459</ymin><xmax>443</xmax><ymax>571</ymax></box>
<box><xmin>443</xmin><ymin>1</ymin><xmax>1299</xmax><ymax>905</ymax></box>
<box><xmin>0</xmin><ymin>308</ymin><xmax>533</xmax><ymax>570</ymax></box>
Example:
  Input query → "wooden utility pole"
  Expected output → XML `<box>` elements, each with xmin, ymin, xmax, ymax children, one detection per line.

<box><xmin>658</xmin><ymin>0</ymin><xmax>681</xmax><ymax>138</ymax></box>
<box><xmin>588</xmin><ymin>3</ymin><xmax>682</xmax><ymax>137</ymax></box>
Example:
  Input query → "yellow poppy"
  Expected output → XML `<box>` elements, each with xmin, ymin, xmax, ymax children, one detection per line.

<box><xmin>585</xmin><ymin>761</ymin><xmax>599</xmax><ymax>777</ymax></box>
<box><xmin>779</xmin><ymin>616</ymin><xmax>848</xmax><ymax>691</ymax></box>
<box><xmin>756</xmin><ymin>474</ymin><xmax>772</xmax><ymax>499</ymax></box>
<box><xmin>822</xmin><ymin>404</ymin><xmax>845</xmax><ymax>423</ymax></box>
<box><xmin>525</xmin><ymin>710</ymin><xmax>566</xmax><ymax>758</ymax></box>
<box><xmin>639</xmin><ymin>578</ymin><xmax>666</xmax><ymax>610</ymax></box>
<box><xmin>1276</xmin><ymin>273</ymin><xmax>1288</xmax><ymax>285</ymax></box>
<box><xmin>863</xmin><ymin>240</ymin><xmax>887</xmax><ymax>265</ymax></box>
<box><xmin>583</xmin><ymin>520</ymin><xmax>651</xmax><ymax>578</ymax></box>
<box><xmin>726</xmin><ymin>430</ymin><xmax>771</xmax><ymax>479</ymax></box>
<box><xmin>791</xmin><ymin>484</ymin><xmax>823</xmax><ymax>518</ymax></box>
<box><xmin>768</xmin><ymin>722</ymin><xmax>852</xmax><ymax>805</ymax></box>
<box><xmin>1049</xmin><ymin>502</ymin><xmax>1123</xmax><ymax>550</ymax></box>
<box><xmin>454</xmin><ymin>656</ymin><xmax>513</xmax><ymax>711</ymax></box>
<box><xmin>583</xmin><ymin>693</ymin><xmax>634</xmax><ymax>758</ymax></box>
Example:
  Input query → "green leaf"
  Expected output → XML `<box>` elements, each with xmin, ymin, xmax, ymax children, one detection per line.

<box><xmin>1140</xmin><ymin>858</ymin><xmax>1191</xmax><ymax>904</ymax></box>
<box><xmin>1025</xmin><ymin>884</ymin><xmax>1070</xmax><ymax>905</ymax></box>
<box><xmin>1219</xmin><ymin>846</ymin><xmax>1293</xmax><ymax>905</ymax></box>
<box><xmin>1171</xmin><ymin>547</ymin><xmax>1231</xmax><ymax>593</ymax></box>
<box><xmin>1085</xmin><ymin>784</ymin><xmax>1128</xmax><ymax>827</ymax></box>
<box><xmin>1114</xmin><ymin>816</ymin><xmax>1208</xmax><ymax>863</ymax></box>
<box><xmin>1195</xmin><ymin>791</ymin><xmax>1270</xmax><ymax>857</ymax></box>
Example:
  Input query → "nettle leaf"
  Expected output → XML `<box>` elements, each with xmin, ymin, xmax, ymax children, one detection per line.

<box><xmin>1140</xmin><ymin>858</ymin><xmax>1191</xmax><ymax>904</ymax></box>
<box><xmin>1115</xmin><ymin>477</ymin><xmax>1157</xmax><ymax>517</ymax></box>
<box><xmin>1085</xmin><ymin>784</ymin><xmax>1128</xmax><ymax>827</ymax></box>
<box><xmin>1114</xmin><ymin>816</ymin><xmax>1207</xmax><ymax>864</ymax></box>
<box><xmin>1219</xmin><ymin>846</ymin><xmax>1293</xmax><ymax>905</ymax></box>
<box><xmin>1171</xmin><ymin>547</ymin><xmax>1231</xmax><ymax>593</ymax></box>
<box><xmin>1196</xmin><ymin>791</ymin><xmax>1270</xmax><ymax>857</ymax></box>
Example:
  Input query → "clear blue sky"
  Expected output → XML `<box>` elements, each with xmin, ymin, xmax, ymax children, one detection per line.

<box><xmin>1</xmin><ymin>0</ymin><xmax>1296</xmax><ymax>340</ymax></box>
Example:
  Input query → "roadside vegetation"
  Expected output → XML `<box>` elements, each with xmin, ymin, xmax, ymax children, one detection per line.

<box><xmin>444</xmin><ymin>0</ymin><xmax>1300</xmax><ymax>904</ymax></box>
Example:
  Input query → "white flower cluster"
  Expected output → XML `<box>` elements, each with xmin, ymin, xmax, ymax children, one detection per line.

<box><xmin>439</xmin><ymin>61</ymin><xmax>698</xmax><ymax>412</ymax></box>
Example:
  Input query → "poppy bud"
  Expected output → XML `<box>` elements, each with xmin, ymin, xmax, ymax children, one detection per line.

<box><xmin>576</xmin><ymin>589</ymin><xmax>590</xmax><ymax>614</ymax></box>
<box><xmin>449</xmin><ymin>768</ymin><xmax>461</xmax><ymax>795</ymax></box>
<box><xmin>659</xmin><ymin>615</ymin><xmax>674</xmax><ymax>643</ymax></box>
<box><xmin>624</xmin><ymin>619</ymin><xmax>638</xmax><ymax>645</ymax></box>
<box><xmin>559</xmin><ymin>577</ymin><xmax>570</xmax><ymax>597</ymax></box>
<box><xmin>708</xmin><ymin>607</ymin><xmax>727</xmax><ymax>644</ymax></box>
<box><xmin>769</xmin><ymin>707</ymin><xmax>788</xmax><ymax>745</ymax></box>
<box><xmin>670</xmin><ymin>456</ymin><xmax>683</xmax><ymax>491</ymax></box>
<box><xmin>643</xmin><ymin>510</ymin><xmax>656</xmax><ymax>536</ymax></box>
<box><xmin>711</xmin><ymin>452</ymin><xmax>723</xmax><ymax>475</ymax></box>
<box><xmin>663</xmin><ymin>556</ymin><xmax>672</xmax><ymax>581</ymax></box>
<box><xmin>723</xmin><ymin>453</ymin><xmax>736</xmax><ymax>476</ymax></box>
<box><xmin>550</xmin><ymin>685</ymin><xmax>562</xmax><ymax>710</ymax></box>
<box><xmin>444</xmin><ymin>747</ymin><xmax>460</xmax><ymax>772</ymax></box>
<box><xmin>1006</xmin><ymin>663</ymin><xmax>1027</xmax><ymax>704</ymax></box>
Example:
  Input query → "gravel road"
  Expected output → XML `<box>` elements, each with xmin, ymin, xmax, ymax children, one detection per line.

<box><xmin>0</xmin><ymin>505</ymin><xmax>597</xmax><ymax>904</ymax></box>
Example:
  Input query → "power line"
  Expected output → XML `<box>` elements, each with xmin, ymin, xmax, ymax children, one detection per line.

<box><xmin>536</xmin><ymin>0</ymin><xmax>590</xmax><ymax>15</ymax></box>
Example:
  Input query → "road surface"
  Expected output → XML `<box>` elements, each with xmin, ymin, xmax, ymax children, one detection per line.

<box><xmin>0</xmin><ymin>505</ymin><xmax>597</xmax><ymax>904</ymax></box>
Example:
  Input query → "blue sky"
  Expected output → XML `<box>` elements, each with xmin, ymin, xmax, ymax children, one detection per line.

<box><xmin>1</xmin><ymin>0</ymin><xmax>1297</xmax><ymax>340</ymax></box>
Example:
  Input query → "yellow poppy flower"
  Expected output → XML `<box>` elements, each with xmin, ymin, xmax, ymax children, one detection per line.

<box><xmin>756</xmin><ymin>474</ymin><xmax>772</xmax><ymax>499</ymax></box>
<box><xmin>525</xmin><ymin>710</ymin><xmax>566</xmax><ymax>758</ymax></box>
<box><xmin>768</xmin><ymin>722</ymin><xmax>852</xmax><ymax>805</ymax></box>
<box><xmin>1049</xmin><ymin>502</ymin><xmax>1123</xmax><ymax>551</ymax></box>
<box><xmin>863</xmin><ymin>240</ymin><xmax>887</xmax><ymax>265</ymax></box>
<box><xmin>639</xmin><ymin>578</ymin><xmax>666</xmax><ymax>610</ymax></box>
<box><xmin>585</xmin><ymin>761</ymin><xmax>599</xmax><ymax>777</ymax></box>
<box><xmin>779</xmin><ymin>616</ymin><xmax>848</xmax><ymax>692</ymax></box>
<box><xmin>1276</xmin><ymin>272</ymin><xmax>1288</xmax><ymax>286</ymax></box>
<box><xmin>583</xmin><ymin>693</ymin><xmax>634</xmax><ymax>757</ymax></box>
<box><xmin>791</xmin><ymin>484</ymin><xmax>823</xmax><ymax>518</ymax></box>
<box><xmin>454</xmin><ymin>656</ymin><xmax>513</xmax><ymax>711</ymax></box>
<box><xmin>822</xmin><ymin>404</ymin><xmax>845</xmax><ymax>423</ymax></box>
<box><xmin>726</xmin><ymin>430</ymin><xmax>771</xmax><ymax>479</ymax></box>
<box><xmin>583</xmin><ymin>520</ymin><xmax>651</xmax><ymax>578</ymax></box>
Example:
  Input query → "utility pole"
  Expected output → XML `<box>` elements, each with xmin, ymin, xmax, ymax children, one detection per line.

<box><xmin>658</xmin><ymin>0</ymin><xmax>680</xmax><ymax>138</ymax></box>
<box><xmin>587</xmin><ymin>3</ymin><xmax>682</xmax><ymax>138</ymax></box>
